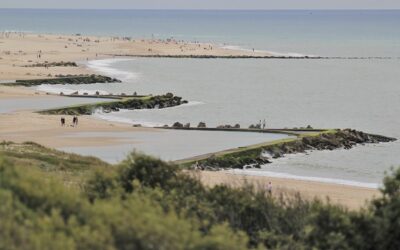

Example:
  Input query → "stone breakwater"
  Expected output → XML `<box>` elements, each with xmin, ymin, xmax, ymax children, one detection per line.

<box><xmin>39</xmin><ymin>93</ymin><xmax>188</xmax><ymax>115</ymax></box>
<box><xmin>1</xmin><ymin>75</ymin><xmax>121</xmax><ymax>86</ymax></box>
<box><xmin>190</xmin><ymin>129</ymin><xmax>396</xmax><ymax>170</ymax></box>
<box><xmin>111</xmin><ymin>54</ymin><xmax>324</xmax><ymax>59</ymax></box>
<box><xmin>23</xmin><ymin>61</ymin><xmax>78</xmax><ymax>67</ymax></box>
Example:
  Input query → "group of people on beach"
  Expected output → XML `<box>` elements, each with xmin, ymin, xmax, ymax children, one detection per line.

<box><xmin>258</xmin><ymin>119</ymin><xmax>267</xmax><ymax>129</ymax></box>
<box><xmin>60</xmin><ymin>116</ymin><xmax>79</xmax><ymax>127</ymax></box>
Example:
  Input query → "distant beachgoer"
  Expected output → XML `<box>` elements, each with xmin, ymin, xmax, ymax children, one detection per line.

<box><xmin>61</xmin><ymin>117</ymin><xmax>65</xmax><ymax>126</ymax></box>
<box><xmin>73</xmin><ymin>116</ymin><xmax>78</xmax><ymax>127</ymax></box>
<box><xmin>267</xmin><ymin>181</ymin><xmax>272</xmax><ymax>195</ymax></box>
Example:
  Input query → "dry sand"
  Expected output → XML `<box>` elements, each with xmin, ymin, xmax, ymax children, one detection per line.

<box><xmin>197</xmin><ymin>171</ymin><xmax>379</xmax><ymax>210</ymax></box>
<box><xmin>0</xmin><ymin>32</ymin><xmax>378</xmax><ymax>209</ymax></box>
<box><xmin>0</xmin><ymin>32</ymin><xmax>272</xmax><ymax>80</ymax></box>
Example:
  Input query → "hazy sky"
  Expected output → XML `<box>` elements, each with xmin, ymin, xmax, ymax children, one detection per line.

<box><xmin>1</xmin><ymin>0</ymin><xmax>399</xmax><ymax>10</ymax></box>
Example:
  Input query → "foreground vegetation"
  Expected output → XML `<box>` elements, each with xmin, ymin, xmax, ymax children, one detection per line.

<box><xmin>0</xmin><ymin>141</ymin><xmax>400</xmax><ymax>249</ymax></box>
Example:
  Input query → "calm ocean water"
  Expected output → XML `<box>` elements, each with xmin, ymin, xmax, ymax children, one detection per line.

<box><xmin>2</xmin><ymin>9</ymin><xmax>399</xmax><ymax>186</ymax></box>
<box><xmin>1</xmin><ymin>9</ymin><xmax>400</xmax><ymax>56</ymax></box>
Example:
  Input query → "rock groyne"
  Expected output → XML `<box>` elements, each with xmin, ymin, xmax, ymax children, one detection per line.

<box><xmin>186</xmin><ymin>129</ymin><xmax>396</xmax><ymax>170</ymax></box>
<box><xmin>39</xmin><ymin>93</ymin><xmax>188</xmax><ymax>115</ymax></box>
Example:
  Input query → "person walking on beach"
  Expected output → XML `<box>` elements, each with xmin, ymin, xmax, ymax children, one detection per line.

<box><xmin>61</xmin><ymin>117</ymin><xmax>65</xmax><ymax>127</ymax></box>
<box><xmin>73</xmin><ymin>116</ymin><xmax>79</xmax><ymax>127</ymax></box>
<box><xmin>267</xmin><ymin>181</ymin><xmax>272</xmax><ymax>196</ymax></box>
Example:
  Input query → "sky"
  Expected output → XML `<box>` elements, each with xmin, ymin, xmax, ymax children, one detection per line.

<box><xmin>0</xmin><ymin>0</ymin><xmax>400</xmax><ymax>10</ymax></box>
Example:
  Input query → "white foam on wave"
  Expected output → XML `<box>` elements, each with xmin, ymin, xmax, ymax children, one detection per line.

<box><xmin>92</xmin><ymin>101</ymin><xmax>204</xmax><ymax>127</ymax></box>
<box><xmin>92</xmin><ymin>109</ymin><xmax>130</xmax><ymax>123</ymax></box>
<box><xmin>221</xmin><ymin>45</ymin><xmax>317</xmax><ymax>58</ymax></box>
<box><xmin>35</xmin><ymin>85</ymin><xmax>110</xmax><ymax>95</ymax></box>
<box><xmin>86</xmin><ymin>58</ymin><xmax>140</xmax><ymax>81</ymax></box>
<box><xmin>93</xmin><ymin>109</ymin><xmax>164</xmax><ymax>127</ymax></box>
<box><xmin>228</xmin><ymin>169</ymin><xmax>380</xmax><ymax>189</ymax></box>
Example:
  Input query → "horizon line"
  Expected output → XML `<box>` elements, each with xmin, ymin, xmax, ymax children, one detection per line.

<box><xmin>0</xmin><ymin>8</ymin><xmax>400</xmax><ymax>11</ymax></box>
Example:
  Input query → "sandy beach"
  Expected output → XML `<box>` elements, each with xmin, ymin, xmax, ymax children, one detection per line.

<box><xmin>197</xmin><ymin>171</ymin><xmax>379</xmax><ymax>210</ymax></box>
<box><xmin>0</xmin><ymin>110</ymin><xmax>159</xmax><ymax>147</ymax></box>
<box><xmin>0</xmin><ymin>32</ymin><xmax>272</xmax><ymax>80</ymax></box>
<box><xmin>0</xmin><ymin>32</ymin><xmax>380</xmax><ymax>209</ymax></box>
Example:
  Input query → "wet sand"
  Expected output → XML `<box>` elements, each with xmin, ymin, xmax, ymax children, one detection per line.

<box><xmin>0</xmin><ymin>111</ymin><xmax>156</xmax><ymax>147</ymax></box>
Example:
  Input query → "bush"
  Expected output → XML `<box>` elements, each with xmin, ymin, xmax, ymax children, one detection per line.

<box><xmin>2</xmin><ymin>149</ymin><xmax>400</xmax><ymax>249</ymax></box>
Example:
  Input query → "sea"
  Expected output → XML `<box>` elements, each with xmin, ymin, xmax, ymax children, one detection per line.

<box><xmin>1</xmin><ymin>9</ymin><xmax>400</xmax><ymax>187</ymax></box>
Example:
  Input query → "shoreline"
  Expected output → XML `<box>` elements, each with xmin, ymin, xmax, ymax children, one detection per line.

<box><xmin>227</xmin><ymin>169</ymin><xmax>379</xmax><ymax>189</ymax></box>
<box><xmin>0</xmin><ymin>32</ymin><xmax>387</xmax><ymax>208</ymax></box>
<box><xmin>198</xmin><ymin>171</ymin><xmax>379</xmax><ymax>210</ymax></box>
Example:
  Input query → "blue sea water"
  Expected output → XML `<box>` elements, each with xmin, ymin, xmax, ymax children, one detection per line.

<box><xmin>1</xmin><ymin>9</ymin><xmax>400</xmax><ymax>56</ymax></box>
<box><xmin>2</xmin><ymin>9</ymin><xmax>400</xmax><ymax>186</ymax></box>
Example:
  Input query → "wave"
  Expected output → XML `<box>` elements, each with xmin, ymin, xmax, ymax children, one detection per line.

<box><xmin>92</xmin><ymin>109</ymin><xmax>164</xmax><ymax>127</ymax></box>
<box><xmin>227</xmin><ymin>169</ymin><xmax>380</xmax><ymax>189</ymax></box>
<box><xmin>127</xmin><ymin>101</ymin><xmax>205</xmax><ymax>113</ymax></box>
<box><xmin>86</xmin><ymin>58</ymin><xmax>140</xmax><ymax>81</ymax></box>
<box><xmin>221</xmin><ymin>45</ymin><xmax>318</xmax><ymax>58</ymax></box>
<box><xmin>92</xmin><ymin>101</ymin><xmax>204</xmax><ymax>127</ymax></box>
<box><xmin>35</xmin><ymin>85</ymin><xmax>110</xmax><ymax>95</ymax></box>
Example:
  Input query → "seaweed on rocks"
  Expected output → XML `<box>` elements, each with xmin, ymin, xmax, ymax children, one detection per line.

<box><xmin>193</xmin><ymin>129</ymin><xmax>396</xmax><ymax>170</ymax></box>
<box><xmin>39</xmin><ymin>93</ymin><xmax>188</xmax><ymax>115</ymax></box>
<box><xmin>2</xmin><ymin>75</ymin><xmax>121</xmax><ymax>86</ymax></box>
